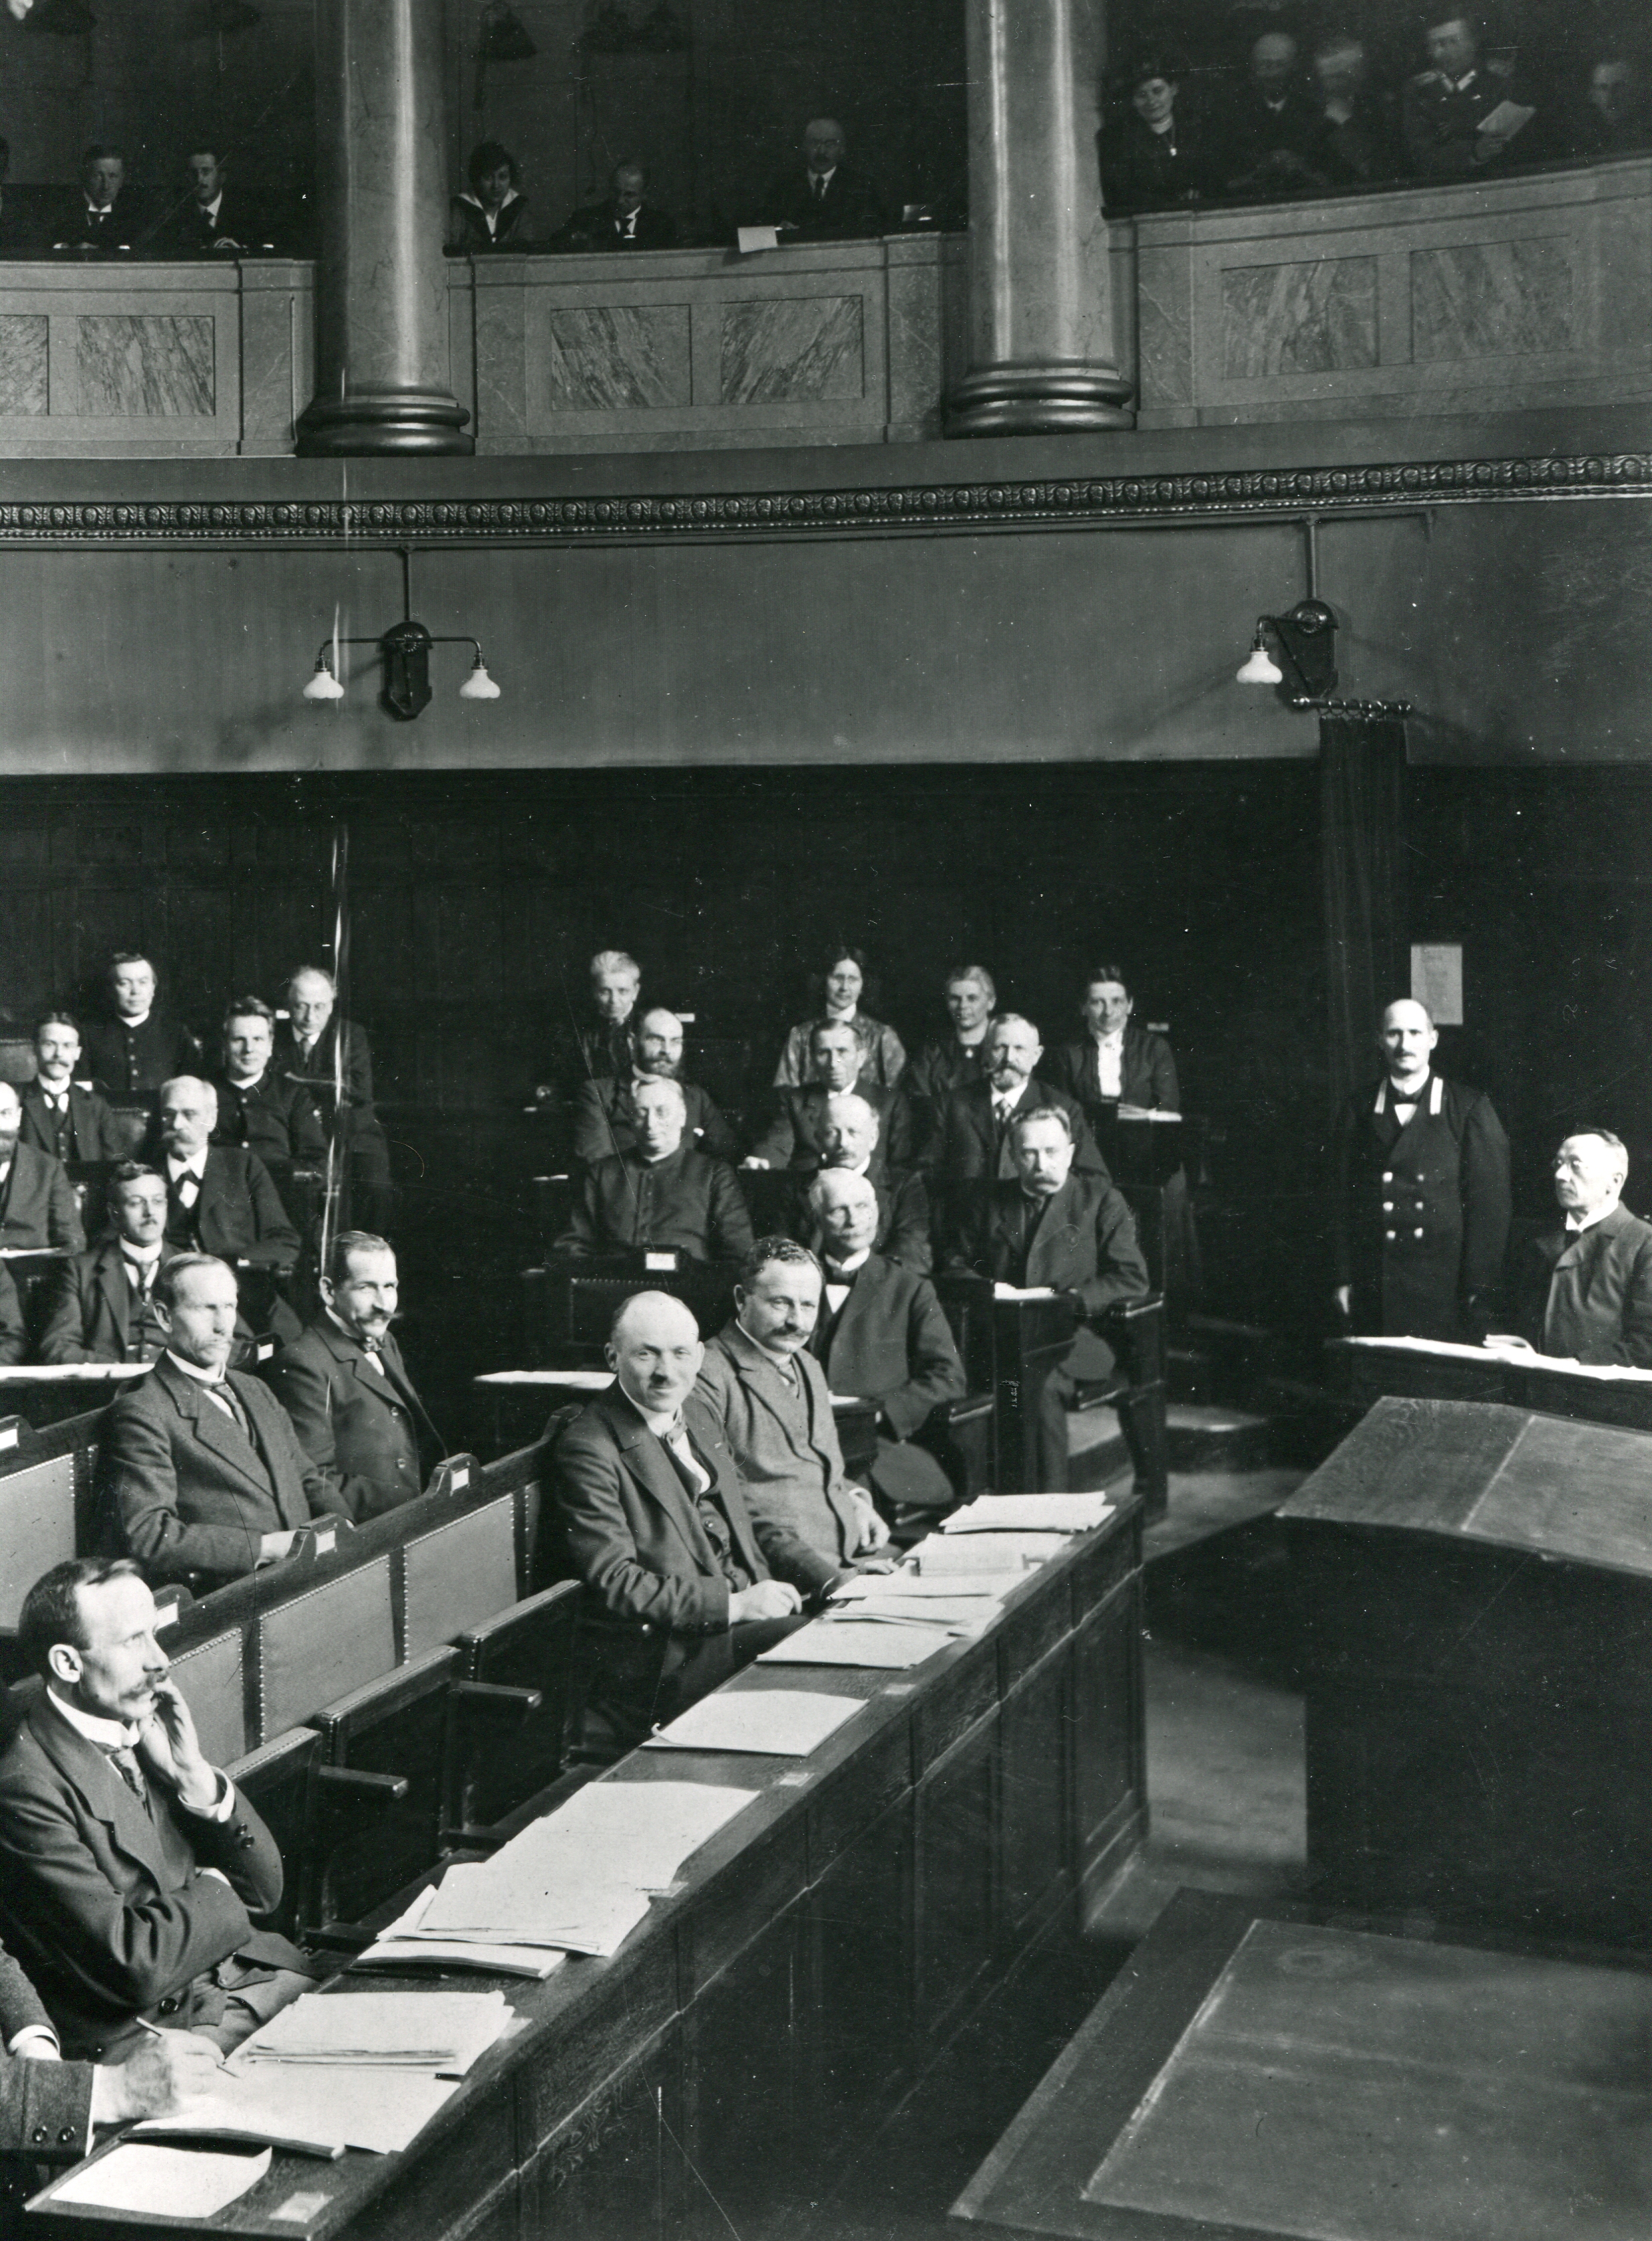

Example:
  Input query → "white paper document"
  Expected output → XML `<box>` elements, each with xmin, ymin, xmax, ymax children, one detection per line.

<box><xmin>992</xmin><ymin>1283</ymin><xmax>1057</xmax><ymax>1300</ymax></box>
<box><xmin>644</xmin><ymin>1688</ymin><xmax>862</xmax><ymax>1757</ymax></box>
<box><xmin>943</xmin><ymin>1493</ymin><xmax>1113</xmax><ymax>1533</ymax></box>
<box><xmin>830</xmin><ymin>1568</ymin><xmax>1024</xmax><ymax>1604</ymax></box>
<box><xmin>737</xmin><ymin>223</ymin><xmax>781</xmax><ymax>252</ymax></box>
<box><xmin>826</xmin><ymin>1599</ymin><xmax>998</xmax><ymax>1633</ymax></box>
<box><xmin>473</xmin><ymin>1368</ymin><xmax>614</xmax><ymax>1389</ymax></box>
<box><xmin>0</xmin><ymin>1361</ymin><xmax>151</xmax><ymax>1384</ymax></box>
<box><xmin>136</xmin><ymin>2064</ymin><xmax>459</xmax><ymax>2155</ymax></box>
<box><xmin>416</xmin><ymin>1861</ymin><xmax>652</xmax><ymax>1957</ymax></box>
<box><xmin>914</xmin><ymin>1531</ymin><xmax>1072</xmax><ymax>1573</ymax></box>
<box><xmin>508</xmin><ymin>1778</ymin><xmax>758</xmax><ymax>1892</ymax></box>
<box><xmin>45</xmin><ymin>2143</ymin><xmax>271</xmax><ymax>2218</ymax></box>
<box><xmin>232</xmin><ymin>1989</ymin><xmax>511</xmax><ymax>2075</ymax></box>
<box><xmin>355</xmin><ymin>1884</ymin><xmax>567</xmax><ymax>1978</ymax></box>
<box><xmin>756</xmin><ymin>1619</ymin><xmax>956</xmax><ymax>1668</ymax></box>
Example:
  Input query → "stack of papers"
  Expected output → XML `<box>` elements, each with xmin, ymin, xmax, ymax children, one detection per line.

<box><xmin>233</xmin><ymin>1990</ymin><xmax>511</xmax><ymax>2075</ymax></box>
<box><xmin>756</xmin><ymin>1619</ymin><xmax>957</xmax><ymax>1668</ymax></box>
<box><xmin>359</xmin><ymin>1781</ymin><xmax>760</xmax><ymax>1971</ymax></box>
<box><xmin>943</xmin><ymin>1493</ymin><xmax>1114</xmax><ymax>1532</ymax></box>
<box><xmin>136</xmin><ymin>2066</ymin><xmax>458</xmax><ymax>2156</ymax></box>
<box><xmin>644</xmin><ymin>1690</ymin><xmax>862</xmax><ymax>1757</ymax></box>
<box><xmin>913</xmin><ymin>1531</ymin><xmax>1073</xmax><ymax>1573</ymax></box>
<box><xmin>43</xmin><ymin>2143</ymin><xmax>272</xmax><ymax>2217</ymax></box>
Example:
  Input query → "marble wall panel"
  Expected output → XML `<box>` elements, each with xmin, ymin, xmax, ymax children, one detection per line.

<box><xmin>1220</xmin><ymin>256</ymin><xmax>1377</xmax><ymax>380</ymax></box>
<box><xmin>720</xmin><ymin>295</ymin><xmax>864</xmax><ymax>405</ymax></box>
<box><xmin>1411</xmin><ymin>237</ymin><xmax>1575</xmax><ymax>359</ymax></box>
<box><xmin>543</xmin><ymin>305</ymin><xmax>691</xmax><ymax>410</ymax></box>
<box><xmin>76</xmin><ymin>316</ymin><xmax>215</xmax><ymax>416</ymax></box>
<box><xmin>0</xmin><ymin>315</ymin><xmax>48</xmax><ymax>414</ymax></box>
<box><xmin>1137</xmin><ymin>246</ymin><xmax>1193</xmax><ymax>406</ymax></box>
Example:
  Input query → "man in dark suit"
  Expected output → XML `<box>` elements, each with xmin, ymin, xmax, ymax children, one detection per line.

<box><xmin>275</xmin><ymin>966</ymin><xmax>393</xmax><ymax>1235</ymax></box>
<box><xmin>0</xmin><ymin>1264</ymin><xmax>21</xmax><ymax>1366</ymax></box>
<box><xmin>561</xmin><ymin>160</ymin><xmax>679</xmax><ymax>250</ymax></box>
<box><xmin>1332</xmin><ymin>998</ymin><xmax>1510</xmax><ymax>1342</ymax></box>
<box><xmin>1497</xmin><ymin>1131</ymin><xmax>1652</xmax><ymax>1366</ymax></box>
<box><xmin>82</xmin><ymin>954</ymin><xmax>200</xmax><ymax>1099</ymax></box>
<box><xmin>949</xmin><ymin>1107</ymin><xmax>1150</xmax><ymax>1488</ymax></box>
<box><xmin>552</xmin><ymin>1291</ymin><xmax>817</xmax><ymax>1761</ymax></box>
<box><xmin>37</xmin><ymin>1164</ymin><xmax>181</xmax><ymax>1365</ymax></box>
<box><xmin>0</xmin><ymin>1082</ymin><xmax>84</xmax><ymax>1251</ymax></box>
<box><xmin>209</xmin><ymin>998</ymin><xmax>327</xmax><ymax>1182</ymax></box>
<box><xmin>1220</xmin><ymin>31</ymin><xmax>1332</xmax><ymax>197</ymax></box>
<box><xmin>154</xmin><ymin>1077</ymin><xmax>300</xmax><ymax>1267</ymax></box>
<box><xmin>745</xmin><ymin>1022</ymin><xmax>913</xmax><ymax>1174</ymax></box>
<box><xmin>101</xmin><ymin>1253</ymin><xmax>335</xmax><ymax>1587</ymax></box>
<box><xmin>0</xmin><ymin>1556</ymin><xmax>315</xmax><ymax>2059</ymax></box>
<box><xmin>757</xmin><ymin>116</ymin><xmax>889</xmax><ymax>238</ymax></box>
<box><xmin>696</xmin><ymin>1238</ymin><xmax>892</xmax><ymax>1574</ymax></box>
<box><xmin>50</xmin><ymin>146</ymin><xmax>151</xmax><ymax>252</ymax></box>
<box><xmin>268</xmin><ymin>1231</ymin><xmax>444</xmax><ymax>1522</ymax></box>
<box><xmin>557</xmin><ymin>1078</ymin><xmax>754</xmax><ymax>1263</ymax></box>
<box><xmin>0</xmin><ymin>1937</ymin><xmax>222</xmax><ymax>2161</ymax></box>
<box><xmin>158</xmin><ymin>145</ymin><xmax>270</xmax><ymax>254</ymax></box>
<box><xmin>19</xmin><ymin>1014</ymin><xmax>128</xmax><ymax>1166</ymax></box>
<box><xmin>808</xmin><ymin>1169</ymin><xmax>965</xmax><ymax>1516</ymax></box>
<box><xmin>571</xmin><ymin>1006</ymin><xmax>738</xmax><ymax>1167</ymax></box>
<box><xmin>792</xmin><ymin>1093</ymin><xmax>933</xmax><ymax>1271</ymax></box>
<box><xmin>927</xmin><ymin>1015</ymin><xmax>1105</xmax><ymax>1188</ymax></box>
<box><xmin>1402</xmin><ymin>13</ymin><xmax>1536</xmax><ymax>179</ymax></box>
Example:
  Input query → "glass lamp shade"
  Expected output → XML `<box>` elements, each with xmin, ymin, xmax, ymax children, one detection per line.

<box><xmin>1236</xmin><ymin>636</ymin><xmax>1283</xmax><ymax>687</ymax></box>
<box><xmin>458</xmin><ymin>656</ymin><xmax>501</xmax><ymax>701</ymax></box>
<box><xmin>303</xmin><ymin>656</ymin><xmax>346</xmax><ymax>701</ymax></box>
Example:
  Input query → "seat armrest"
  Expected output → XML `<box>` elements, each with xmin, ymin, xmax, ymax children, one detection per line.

<box><xmin>450</xmin><ymin>1678</ymin><xmax>543</xmax><ymax>1724</ymax></box>
<box><xmin>458</xmin><ymin>1579</ymin><xmax>579</xmax><ymax>1654</ymax></box>
<box><xmin>313</xmin><ymin>1765</ymin><xmax>408</xmax><ymax>1804</ymax></box>
<box><xmin>939</xmin><ymin>1393</ymin><xmax>994</xmax><ymax>1426</ymax></box>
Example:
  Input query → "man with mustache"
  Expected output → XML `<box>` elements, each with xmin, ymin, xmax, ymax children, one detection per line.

<box><xmin>37</xmin><ymin>1164</ymin><xmax>189</xmax><ymax>1365</ymax></box>
<box><xmin>0</xmin><ymin>1080</ymin><xmax>84</xmax><ymax>1251</ymax></box>
<box><xmin>268</xmin><ymin>1231</ymin><xmax>444</xmax><ymax>1522</ymax></box>
<box><xmin>19</xmin><ymin>1013</ymin><xmax>128</xmax><ymax>1166</ymax></box>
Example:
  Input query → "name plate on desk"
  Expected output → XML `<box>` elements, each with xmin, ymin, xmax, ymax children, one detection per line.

<box><xmin>644</xmin><ymin>1251</ymin><xmax>679</xmax><ymax>1273</ymax></box>
<box><xmin>427</xmin><ymin>1455</ymin><xmax>474</xmax><ymax>1500</ymax></box>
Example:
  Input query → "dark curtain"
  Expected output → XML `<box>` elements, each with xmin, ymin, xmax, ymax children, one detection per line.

<box><xmin>1321</xmin><ymin>713</ymin><xmax>1408</xmax><ymax>1113</ymax></box>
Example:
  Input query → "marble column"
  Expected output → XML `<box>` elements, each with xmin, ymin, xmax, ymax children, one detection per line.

<box><xmin>298</xmin><ymin>0</ymin><xmax>472</xmax><ymax>456</ymax></box>
<box><xmin>945</xmin><ymin>0</ymin><xmax>1133</xmax><ymax>436</ymax></box>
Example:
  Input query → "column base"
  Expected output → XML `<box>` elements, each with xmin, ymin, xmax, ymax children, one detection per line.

<box><xmin>296</xmin><ymin>389</ymin><xmax>473</xmax><ymax>458</ymax></box>
<box><xmin>944</xmin><ymin>361</ymin><xmax>1134</xmax><ymax>438</ymax></box>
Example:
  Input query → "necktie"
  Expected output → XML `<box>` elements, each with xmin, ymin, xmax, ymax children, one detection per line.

<box><xmin>813</xmin><ymin>173</ymin><xmax>825</xmax><ymax>199</ymax></box>
<box><xmin>107</xmin><ymin>1744</ymin><xmax>148</xmax><ymax>1808</ymax></box>
<box><xmin>663</xmin><ymin>1422</ymin><xmax>711</xmax><ymax>1496</ymax></box>
<box><xmin>125</xmin><ymin>1257</ymin><xmax>155</xmax><ymax>1301</ymax></box>
<box><xmin>175</xmin><ymin>1172</ymin><xmax>200</xmax><ymax>1210</ymax></box>
<box><xmin>205</xmin><ymin>1379</ymin><xmax>251</xmax><ymax>1438</ymax></box>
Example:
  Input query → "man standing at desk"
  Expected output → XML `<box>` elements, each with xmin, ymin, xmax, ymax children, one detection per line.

<box><xmin>552</xmin><ymin>1291</ymin><xmax>816</xmax><ymax>1761</ymax></box>
<box><xmin>949</xmin><ymin>1109</ymin><xmax>1149</xmax><ymax>1489</ymax></box>
<box><xmin>1500</xmin><ymin>1130</ymin><xmax>1652</xmax><ymax>1366</ymax></box>
<box><xmin>1332</xmin><ymin>998</ymin><xmax>1509</xmax><ymax>1343</ymax></box>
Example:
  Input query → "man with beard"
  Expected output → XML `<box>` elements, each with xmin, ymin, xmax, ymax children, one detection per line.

<box><xmin>796</xmin><ymin>1093</ymin><xmax>933</xmax><ymax>1271</ymax></box>
<box><xmin>268</xmin><ymin>1231</ymin><xmax>444</xmax><ymax>1522</ymax></box>
<box><xmin>745</xmin><ymin>1020</ymin><xmax>913</xmax><ymax>1174</ymax></box>
<box><xmin>927</xmin><ymin>1014</ymin><xmax>1104</xmax><ymax>1186</ymax></box>
<box><xmin>571</xmin><ymin>1006</ymin><xmax>738</xmax><ymax>1166</ymax></box>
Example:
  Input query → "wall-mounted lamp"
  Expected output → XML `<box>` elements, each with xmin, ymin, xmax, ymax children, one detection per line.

<box><xmin>1237</xmin><ymin>598</ymin><xmax>1339</xmax><ymax>705</ymax></box>
<box><xmin>302</xmin><ymin>551</ymin><xmax>500</xmax><ymax>721</ymax></box>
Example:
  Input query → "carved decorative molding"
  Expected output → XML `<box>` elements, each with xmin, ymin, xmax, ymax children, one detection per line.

<box><xmin>0</xmin><ymin>452</ymin><xmax>1645</xmax><ymax>545</ymax></box>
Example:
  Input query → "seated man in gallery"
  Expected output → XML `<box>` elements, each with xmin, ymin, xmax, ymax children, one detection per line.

<box><xmin>82</xmin><ymin>953</ymin><xmax>201</xmax><ymax>1099</ymax></box>
<box><xmin>755</xmin><ymin>116</ymin><xmax>889</xmax><ymax>238</ymax></box>
<box><xmin>745</xmin><ymin>1020</ymin><xmax>913</xmax><ymax>1174</ymax></box>
<box><xmin>209</xmin><ymin>997</ymin><xmax>327</xmax><ymax>1186</ymax></box>
<box><xmin>19</xmin><ymin>1013</ymin><xmax>128</xmax><ymax>1166</ymax></box>
<box><xmin>926</xmin><ymin>1014</ymin><xmax>1104</xmax><ymax>1186</ymax></box>
<box><xmin>551</xmin><ymin>1290</ymin><xmax>817</xmax><ymax>1761</ymax></box>
<box><xmin>571</xmin><ymin>1006</ymin><xmax>737</xmax><ymax>1166</ymax></box>
<box><xmin>1494</xmin><ymin>1130</ymin><xmax>1652</xmax><ymax>1366</ymax></box>
<box><xmin>795</xmin><ymin>1092</ymin><xmax>933</xmax><ymax>1272</ymax></box>
<box><xmin>0</xmin><ymin>1081</ymin><xmax>84</xmax><ymax>1251</ymax></box>
<box><xmin>557</xmin><ymin>1077</ymin><xmax>754</xmax><ymax>1263</ymax></box>
<box><xmin>37</xmin><ymin>1162</ymin><xmax>197</xmax><ymax>1365</ymax></box>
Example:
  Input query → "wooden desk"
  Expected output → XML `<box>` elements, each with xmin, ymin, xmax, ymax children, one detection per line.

<box><xmin>30</xmin><ymin>1504</ymin><xmax>1145</xmax><ymax>2241</ymax></box>
<box><xmin>1334</xmin><ymin>1334</ymin><xmax>1652</xmax><ymax>1433</ymax></box>
<box><xmin>954</xmin><ymin>1888</ymin><xmax>1652</xmax><ymax>2241</ymax></box>
<box><xmin>1282</xmin><ymin>1395</ymin><xmax>1652</xmax><ymax>1947</ymax></box>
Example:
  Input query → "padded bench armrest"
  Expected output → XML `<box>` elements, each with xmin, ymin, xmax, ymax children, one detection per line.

<box><xmin>450</xmin><ymin>1678</ymin><xmax>543</xmax><ymax>1723</ymax></box>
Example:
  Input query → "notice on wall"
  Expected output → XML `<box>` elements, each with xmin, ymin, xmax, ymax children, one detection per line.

<box><xmin>1411</xmin><ymin>944</ymin><xmax>1463</xmax><ymax>1025</ymax></box>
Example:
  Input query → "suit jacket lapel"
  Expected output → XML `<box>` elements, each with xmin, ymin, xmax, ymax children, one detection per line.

<box><xmin>604</xmin><ymin>1397</ymin><xmax>713</xmax><ymax>1569</ymax></box>
<box><xmin>28</xmin><ymin>1700</ymin><xmax>175</xmax><ymax>1890</ymax></box>
<box><xmin>159</xmin><ymin>1361</ymin><xmax>276</xmax><ymax>1497</ymax></box>
<box><xmin>723</xmin><ymin>1326</ymin><xmax>805</xmax><ymax>1447</ymax></box>
<box><xmin>1026</xmin><ymin>1180</ymin><xmax>1078</xmax><ymax>1285</ymax></box>
<box><xmin>95</xmin><ymin>1246</ymin><xmax>132</xmax><ymax>1350</ymax></box>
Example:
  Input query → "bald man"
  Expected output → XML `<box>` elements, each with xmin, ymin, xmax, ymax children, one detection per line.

<box><xmin>756</xmin><ymin>115</ymin><xmax>890</xmax><ymax>239</ymax></box>
<box><xmin>556</xmin><ymin>1077</ymin><xmax>753</xmax><ymax>1263</ymax></box>
<box><xmin>1332</xmin><ymin>998</ymin><xmax>1509</xmax><ymax>1342</ymax></box>
<box><xmin>808</xmin><ymin>1169</ymin><xmax>966</xmax><ymax>1515</ymax></box>
<box><xmin>551</xmin><ymin>1291</ymin><xmax>827</xmax><ymax>1760</ymax></box>
<box><xmin>1499</xmin><ymin>1131</ymin><xmax>1652</xmax><ymax>1366</ymax></box>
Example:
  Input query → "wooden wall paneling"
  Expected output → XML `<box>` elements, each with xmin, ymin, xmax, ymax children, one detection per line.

<box><xmin>517</xmin><ymin>2024</ymin><xmax>685</xmax><ymax>2241</ymax></box>
<box><xmin>808</xmin><ymin>1794</ymin><xmax>916</xmax><ymax>2151</ymax></box>
<box><xmin>913</xmin><ymin>1718</ymin><xmax>998</xmax><ymax>2043</ymax></box>
<box><xmin>996</xmin><ymin>1645</ymin><xmax>1074</xmax><ymax>1945</ymax></box>
<box><xmin>683</xmin><ymin>1903</ymin><xmax>808</xmax><ymax>2216</ymax></box>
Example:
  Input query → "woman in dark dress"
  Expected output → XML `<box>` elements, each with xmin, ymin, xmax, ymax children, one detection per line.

<box><xmin>1100</xmin><ymin>60</ymin><xmax>1212</xmax><ymax>213</ymax></box>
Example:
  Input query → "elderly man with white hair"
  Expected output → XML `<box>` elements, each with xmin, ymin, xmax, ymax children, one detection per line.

<box><xmin>1494</xmin><ymin>1130</ymin><xmax>1652</xmax><ymax>1366</ymax></box>
<box><xmin>1332</xmin><ymin>997</ymin><xmax>1509</xmax><ymax>1342</ymax></box>
<box><xmin>807</xmin><ymin>1168</ymin><xmax>966</xmax><ymax>1516</ymax></box>
<box><xmin>556</xmin><ymin>1075</ymin><xmax>754</xmax><ymax>1263</ymax></box>
<box><xmin>552</xmin><ymin>1289</ymin><xmax>816</xmax><ymax>1760</ymax></box>
<box><xmin>802</xmin><ymin>1091</ymin><xmax>933</xmax><ymax>1271</ymax></box>
<box><xmin>151</xmin><ymin>1077</ymin><xmax>299</xmax><ymax>1267</ymax></box>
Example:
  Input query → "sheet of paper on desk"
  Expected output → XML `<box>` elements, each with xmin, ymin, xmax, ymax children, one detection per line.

<box><xmin>737</xmin><ymin>223</ymin><xmax>780</xmax><ymax>252</ymax></box>
<box><xmin>136</xmin><ymin>2065</ymin><xmax>459</xmax><ymax>2155</ymax></box>
<box><xmin>416</xmin><ymin>1862</ymin><xmax>653</xmax><ymax>1957</ymax></box>
<box><xmin>355</xmin><ymin>1885</ymin><xmax>566</xmax><ymax>1977</ymax></box>
<box><xmin>0</xmin><ymin>1362</ymin><xmax>151</xmax><ymax>1383</ymax></box>
<box><xmin>943</xmin><ymin>1492</ymin><xmax>1113</xmax><ymax>1532</ymax></box>
<box><xmin>44</xmin><ymin>2143</ymin><xmax>272</xmax><ymax>2217</ymax></box>
<box><xmin>474</xmin><ymin>1368</ymin><xmax>614</xmax><ymax>1389</ymax></box>
<box><xmin>831</xmin><ymin>1569</ymin><xmax>1025</xmax><ymax>1603</ymax></box>
<box><xmin>232</xmin><ymin>1989</ymin><xmax>511</xmax><ymax>2075</ymax></box>
<box><xmin>756</xmin><ymin>1619</ymin><xmax>956</xmax><ymax>1668</ymax></box>
<box><xmin>992</xmin><ymin>1283</ymin><xmax>1058</xmax><ymax>1300</ymax></box>
<box><xmin>913</xmin><ymin>1531</ymin><xmax>1073</xmax><ymax>1573</ymax></box>
<box><xmin>827</xmin><ymin>1599</ymin><xmax>998</xmax><ymax>1633</ymax></box>
<box><xmin>1116</xmin><ymin>1104</ymin><xmax>1182</xmax><ymax>1121</ymax></box>
<box><xmin>511</xmin><ymin>1779</ymin><xmax>758</xmax><ymax>1892</ymax></box>
<box><xmin>644</xmin><ymin>1688</ymin><xmax>862</xmax><ymax>1757</ymax></box>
